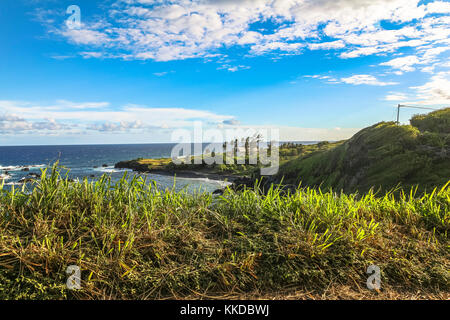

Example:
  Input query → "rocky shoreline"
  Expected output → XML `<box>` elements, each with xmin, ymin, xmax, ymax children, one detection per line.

<box><xmin>114</xmin><ymin>159</ymin><xmax>254</xmax><ymax>192</ymax></box>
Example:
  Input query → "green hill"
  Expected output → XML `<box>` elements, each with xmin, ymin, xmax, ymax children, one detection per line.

<box><xmin>272</xmin><ymin>108</ymin><xmax>450</xmax><ymax>194</ymax></box>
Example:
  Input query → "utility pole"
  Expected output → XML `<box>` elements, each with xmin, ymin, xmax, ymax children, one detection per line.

<box><xmin>395</xmin><ymin>105</ymin><xmax>439</xmax><ymax>124</ymax></box>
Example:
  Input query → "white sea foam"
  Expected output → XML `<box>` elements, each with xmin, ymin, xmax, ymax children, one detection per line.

<box><xmin>4</xmin><ymin>181</ymin><xmax>23</xmax><ymax>186</ymax></box>
<box><xmin>93</xmin><ymin>166</ymin><xmax>133</xmax><ymax>174</ymax></box>
<box><xmin>174</xmin><ymin>176</ymin><xmax>232</xmax><ymax>187</ymax></box>
<box><xmin>0</xmin><ymin>174</ymin><xmax>12</xmax><ymax>180</ymax></box>
<box><xmin>0</xmin><ymin>164</ymin><xmax>46</xmax><ymax>171</ymax></box>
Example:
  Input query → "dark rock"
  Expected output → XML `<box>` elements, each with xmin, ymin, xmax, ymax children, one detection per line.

<box><xmin>102</xmin><ymin>164</ymin><xmax>108</xmax><ymax>167</ymax></box>
<box><xmin>22</xmin><ymin>167</ymin><xmax>30</xmax><ymax>172</ymax></box>
<box><xmin>115</xmin><ymin>160</ymin><xmax>149</xmax><ymax>172</ymax></box>
<box><xmin>229</xmin><ymin>176</ymin><xmax>254</xmax><ymax>191</ymax></box>
<box><xmin>212</xmin><ymin>189</ymin><xmax>224</xmax><ymax>195</ymax></box>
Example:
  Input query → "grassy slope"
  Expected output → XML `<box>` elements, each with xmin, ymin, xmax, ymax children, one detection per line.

<box><xmin>0</xmin><ymin>168</ymin><xmax>448</xmax><ymax>299</ymax></box>
<box><xmin>274</xmin><ymin>108</ymin><xmax>450</xmax><ymax>194</ymax></box>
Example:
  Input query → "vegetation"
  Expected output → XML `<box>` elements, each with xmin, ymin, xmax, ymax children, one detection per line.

<box><xmin>0</xmin><ymin>166</ymin><xmax>448</xmax><ymax>299</ymax></box>
<box><xmin>278</xmin><ymin>141</ymin><xmax>344</xmax><ymax>162</ymax></box>
<box><xmin>272</xmin><ymin>108</ymin><xmax>450</xmax><ymax>194</ymax></box>
<box><xmin>410</xmin><ymin>108</ymin><xmax>450</xmax><ymax>134</ymax></box>
<box><xmin>116</xmin><ymin>140</ymin><xmax>343</xmax><ymax>179</ymax></box>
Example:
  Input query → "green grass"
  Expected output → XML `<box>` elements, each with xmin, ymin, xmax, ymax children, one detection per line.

<box><xmin>273</xmin><ymin>108</ymin><xmax>450</xmax><ymax>194</ymax></box>
<box><xmin>0</xmin><ymin>166</ymin><xmax>448</xmax><ymax>299</ymax></box>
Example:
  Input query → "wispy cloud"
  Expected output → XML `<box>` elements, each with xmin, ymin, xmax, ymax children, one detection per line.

<box><xmin>305</xmin><ymin>74</ymin><xmax>398</xmax><ymax>86</ymax></box>
<box><xmin>87</xmin><ymin>120</ymin><xmax>146</xmax><ymax>132</ymax></box>
<box><xmin>217</xmin><ymin>64</ymin><xmax>251</xmax><ymax>72</ymax></box>
<box><xmin>0</xmin><ymin>100</ymin><xmax>362</xmax><ymax>141</ymax></box>
<box><xmin>0</xmin><ymin>100</ymin><xmax>235</xmax><ymax>134</ymax></box>
<box><xmin>411</xmin><ymin>71</ymin><xmax>450</xmax><ymax>105</ymax></box>
<box><xmin>382</xmin><ymin>72</ymin><xmax>450</xmax><ymax>105</ymax></box>
<box><xmin>222</xmin><ymin>119</ymin><xmax>241</xmax><ymax>126</ymax></box>
<box><xmin>380</xmin><ymin>55</ymin><xmax>422</xmax><ymax>73</ymax></box>
<box><xmin>0</xmin><ymin>113</ymin><xmax>76</xmax><ymax>135</ymax></box>
<box><xmin>384</xmin><ymin>92</ymin><xmax>410</xmax><ymax>101</ymax></box>
<box><xmin>340</xmin><ymin>75</ymin><xmax>398</xmax><ymax>86</ymax></box>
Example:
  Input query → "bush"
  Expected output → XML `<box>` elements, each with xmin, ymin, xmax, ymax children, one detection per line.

<box><xmin>410</xmin><ymin>108</ymin><xmax>450</xmax><ymax>134</ymax></box>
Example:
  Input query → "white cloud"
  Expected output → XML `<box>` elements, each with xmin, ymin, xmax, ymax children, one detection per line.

<box><xmin>0</xmin><ymin>100</ymin><xmax>362</xmax><ymax>141</ymax></box>
<box><xmin>304</xmin><ymin>73</ymin><xmax>398</xmax><ymax>86</ymax></box>
<box><xmin>0</xmin><ymin>100</ymin><xmax>235</xmax><ymax>134</ymax></box>
<box><xmin>382</xmin><ymin>72</ymin><xmax>450</xmax><ymax>105</ymax></box>
<box><xmin>308</xmin><ymin>40</ymin><xmax>345</xmax><ymax>50</ymax></box>
<box><xmin>340</xmin><ymin>74</ymin><xmax>398</xmax><ymax>86</ymax></box>
<box><xmin>44</xmin><ymin>0</ymin><xmax>449</xmax><ymax>74</ymax></box>
<box><xmin>53</xmin><ymin>100</ymin><xmax>110</xmax><ymax>109</ymax></box>
<box><xmin>380</xmin><ymin>55</ymin><xmax>421</xmax><ymax>72</ymax></box>
<box><xmin>217</xmin><ymin>64</ymin><xmax>251</xmax><ymax>72</ymax></box>
<box><xmin>61</xmin><ymin>28</ymin><xmax>110</xmax><ymax>46</ymax></box>
<box><xmin>427</xmin><ymin>1</ymin><xmax>450</xmax><ymax>14</ymax></box>
<box><xmin>222</xmin><ymin>119</ymin><xmax>240</xmax><ymax>126</ymax></box>
<box><xmin>80</xmin><ymin>51</ymin><xmax>104</xmax><ymax>59</ymax></box>
<box><xmin>384</xmin><ymin>92</ymin><xmax>409</xmax><ymax>101</ymax></box>
<box><xmin>87</xmin><ymin>120</ymin><xmax>146</xmax><ymax>132</ymax></box>
<box><xmin>304</xmin><ymin>74</ymin><xmax>339</xmax><ymax>83</ymax></box>
<box><xmin>0</xmin><ymin>114</ymin><xmax>25</xmax><ymax>122</ymax></box>
<box><xmin>0</xmin><ymin>113</ymin><xmax>74</xmax><ymax>134</ymax></box>
<box><xmin>410</xmin><ymin>71</ymin><xmax>450</xmax><ymax>105</ymax></box>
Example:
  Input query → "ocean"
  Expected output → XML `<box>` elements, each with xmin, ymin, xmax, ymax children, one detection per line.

<box><xmin>0</xmin><ymin>144</ymin><xmax>231</xmax><ymax>192</ymax></box>
<box><xmin>0</xmin><ymin>142</ymin><xmax>318</xmax><ymax>192</ymax></box>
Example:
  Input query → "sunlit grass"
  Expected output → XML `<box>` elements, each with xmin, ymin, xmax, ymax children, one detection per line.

<box><xmin>0</xmin><ymin>165</ymin><xmax>448</xmax><ymax>299</ymax></box>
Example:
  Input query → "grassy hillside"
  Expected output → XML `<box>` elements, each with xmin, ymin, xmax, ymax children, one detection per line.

<box><xmin>0</xmin><ymin>167</ymin><xmax>448</xmax><ymax>299</ymax></box>
<box><xmin>273</xmin><ymin>108</ymin><xmax>450</xmax><ymax>194</ymax></box>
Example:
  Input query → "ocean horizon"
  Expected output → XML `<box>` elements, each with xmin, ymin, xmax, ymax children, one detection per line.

<box><xmin>0</xmin><ymin>142</ymin><xmax>318</xmax><ymax>191</ymax></box>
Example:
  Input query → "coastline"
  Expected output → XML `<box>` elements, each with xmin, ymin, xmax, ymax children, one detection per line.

<box><xmin>144</xmin><ymin>169</ymin><xmax>240</xmax><ymax>183</ymax></box>
<box><xmin>114</xmin><ymin>159</ymin><xmax>252</xmax><ymax>188</ymax></box>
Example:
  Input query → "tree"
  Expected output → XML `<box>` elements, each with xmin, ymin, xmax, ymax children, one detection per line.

<box><xmin>254</xmin><ymin>134</ymin><xmax>262</xmax><ymax>164</ymax></box>
<box><xmin>245</xmin><ymin>137</ymin><xmax>250</xmax><ymax>160</ymax></box>
<box><xmin>223</xmin><ymin>141</ymin><xmax>227</xmax><ymax>164</ymax></box>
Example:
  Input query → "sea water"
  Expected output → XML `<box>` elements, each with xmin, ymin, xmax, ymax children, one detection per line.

<box><xmin>0</xmin><ymin>144</ymin><xmax>230</xmax><ymax>193</ymax></box>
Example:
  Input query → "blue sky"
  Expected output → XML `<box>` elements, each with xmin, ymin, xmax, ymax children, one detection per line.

<box><xmin>0</xmin><ymin>0</ymin><xmax>449</xmax><ymax>145</ymax></box>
